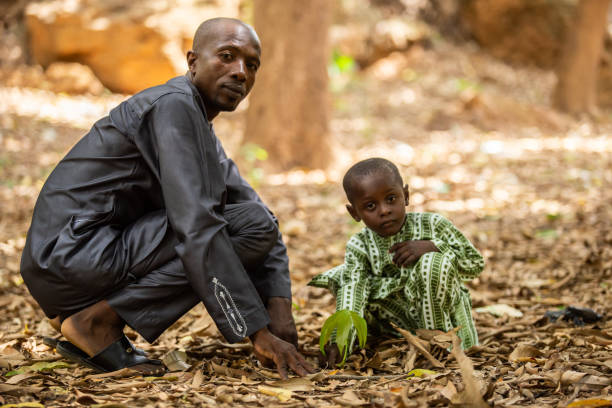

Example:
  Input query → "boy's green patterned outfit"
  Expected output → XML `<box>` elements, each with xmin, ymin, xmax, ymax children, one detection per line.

<box><xmin>309</xmin><ymin>212</ymin><xmax>484</xmax><ymax>349</ymax></box>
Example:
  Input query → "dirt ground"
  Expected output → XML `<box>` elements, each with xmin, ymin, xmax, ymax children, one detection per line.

<box><xmin>0</xmin><ymin>39</ymin><xmax>611</xmax><ymax>407</ymax></box>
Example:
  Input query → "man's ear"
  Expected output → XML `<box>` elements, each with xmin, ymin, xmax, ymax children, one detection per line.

<box><xmin>403</xmin><ymin>184</ymin><xmax>409</xmax><ymax>206</ymax></box>
<box><xmin>186</xmin><ymin>50</ymin><xmax>197</xmax><ymax>71</ymax></box>
<box><xmin>346</xmin><ymin>204</ymin><xmax>360</xmax><ymax>222</ymax></box>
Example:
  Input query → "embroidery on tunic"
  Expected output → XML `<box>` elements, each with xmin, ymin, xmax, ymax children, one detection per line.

<box><xmin>213</xmin><ymin>277</ymin><xmax>247</xmax><ymax>337</ymax></box>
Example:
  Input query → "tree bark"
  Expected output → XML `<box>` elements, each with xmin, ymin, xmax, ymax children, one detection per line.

<box><xmin>245</xmin><ymin>0</ymin><xmax>331</xmax><ymax>171</ymax></box>
<box><xmin>553</xmin><ymin>0</ymin><xmax>611</xmax><ymax>115</ymax></box>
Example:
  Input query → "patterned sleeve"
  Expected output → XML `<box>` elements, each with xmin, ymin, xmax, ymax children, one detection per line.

<box><xmin>308</xmin><ymin>233</ymin><xmax>372</xmax><ymax>352</ymax></box>
<box><xmin>333</xmin><ymin>238</ymin><xmax>371</xmax><ymax>317</ymax></box>
<box><xmin>309</xmin><ymin>234</ymin><xmax>371</xmax><ymax>316</ymax></box>
<box><xmin>431</xmin><ymin>215</ymin><xmax>484</xmax><ymax>280</ymax></box>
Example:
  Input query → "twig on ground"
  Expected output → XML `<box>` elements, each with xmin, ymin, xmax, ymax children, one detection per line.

<box><xmin>391</xmin><ymin>323</ymin><xmax>445</xmax><ymax>368</ymax></box>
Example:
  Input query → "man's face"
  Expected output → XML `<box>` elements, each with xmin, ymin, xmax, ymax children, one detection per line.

<box><xmin>187</xmin><ymin>22</ymin><xmax>261</xmax><ymax>119</ymax></box>
<box><xmin>346</xmin><ymin>172</ymin><xmax>408</xmax><ymax>237</ymax></box>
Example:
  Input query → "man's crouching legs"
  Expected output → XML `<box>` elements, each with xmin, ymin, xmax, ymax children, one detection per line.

<box><xmin>60</xmin><ymin>300</ymin><xmax>123</xmax><ymax>357</ymax></box>
<box><xmin>60</xmin><ymin>300</ymin><xmax>164</xmax><ymax>375</ymax></box>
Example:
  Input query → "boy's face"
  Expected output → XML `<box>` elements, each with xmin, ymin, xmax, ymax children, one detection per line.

<box><xmin>346</xmin><ymin>171</ymin><xmax>409</xmax><ymax>237</ymax></box>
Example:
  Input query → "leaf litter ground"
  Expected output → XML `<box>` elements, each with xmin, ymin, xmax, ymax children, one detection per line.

<box><xmin>0</xmin><ymin>41</ymin><xmax>611</xmax><ymax>407</ymax></box>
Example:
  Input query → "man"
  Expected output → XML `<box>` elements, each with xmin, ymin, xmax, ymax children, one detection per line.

<box><xmin>20</xmin><ymin>17</ymin><xmax>313</xmax><ymax>379</ymax></box>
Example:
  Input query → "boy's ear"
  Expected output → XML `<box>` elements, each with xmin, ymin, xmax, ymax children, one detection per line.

<box><xmin>346</xmin><ymin>204</ymin><xmax>361</xmax><ymax>222</ymax></box>
<box><xmin>403</xmin><ymin>184</ymin><xmax>409</xmax><ymax>205</ymax></box>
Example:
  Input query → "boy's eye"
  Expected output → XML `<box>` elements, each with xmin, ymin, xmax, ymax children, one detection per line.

<box><xmin>387</xmin><ymin>195</ymin><xmax>396</xmax><ymax>203</ymax></box>
<box><xmin>365</xmin><ymin>203</ymin><xmax>376</xmax><ymax>210</ymax></box>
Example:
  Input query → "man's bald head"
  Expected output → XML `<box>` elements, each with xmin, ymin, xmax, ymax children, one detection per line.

<box><xmin>192</xmin><ymin>18</ymin><xmax>260</xmax><ymax>54</ymax></box>
<box><xmin>187</xmin><ymin>17</ymin><xmax>262</xmax><ymax>120</ymax></box>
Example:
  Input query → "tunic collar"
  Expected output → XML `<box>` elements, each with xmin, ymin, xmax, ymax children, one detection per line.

<box><xmin>366</xmin><ymin>214</ymin><xmax>411</xmax><ymax>245</ymax></box>
<box><xmin>167</xmin><ymin>75</ymin><xmax>211</xmax><ymax>124</ymax></box>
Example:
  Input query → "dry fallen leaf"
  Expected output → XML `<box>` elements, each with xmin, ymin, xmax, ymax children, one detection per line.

<box><xmin>508</xmin><ymin>343</ymin><xmax>544</xmax><ymax>363</ymax></box>
<box><xmin>438</xmin><ymin>380</ymin><xmax>458</xmax><ymax>401</ymax></box>
<box><xmin>267</xmin><ymin>377</ymin><xmax>315</xmax><ymax>391</ymax></box>
<box><xmin>191</xmin><ymin>368</ymin><xmax>204</xmax><ymax>389</ymax></box>
<box><xmin>475</xmin><ymin>304</ymin><xmax>524</xmax><ymax>318</ymax></box>
<box><xmin>258</xmin><ymin>385</ymin><xmax>293</xmax><ymax>401</ymax></box>
<box><xmin>333</xmin><ymin>389</ymin><xmax>368</xmax><ymax>406</ymax></box>
<box><xmin>162</xmin><ymin>349</ymin><xmax>191</xmax><ymax>371</ymax></box>
<box><xmin>450</xmin><ymin>331</ymin><xmax>490</xmax><ymax>408</ymax></box>
<box><xmin>566</xmin><ymin>398</ymin><xmax>612</xmax><ymax>407</ymax></box>
<box><xmin>393</xmin><ymin>323</ymin><xmax>444</xmax><ymax>368</ymax></box>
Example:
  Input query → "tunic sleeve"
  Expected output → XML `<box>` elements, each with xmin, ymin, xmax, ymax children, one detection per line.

<box><xmin>309</xmin><ymin>234</ymin><xmax>371</xmax><ymax>352</ymax></box>
<box><xmin>128</xmin><ymin>94</ymin><xmax>269</xmax><ymax>343</ymax></box>
<box><xmin>431</xmin><ymin>215</ymin><xmax>484</xmax><ymax>280</ymax></box>
<box><xmin>334</xmin><ymin>243</ymin><xmax>371</xmax><ymax>317</ymax></box>
<box><xmin>309</xmin><ymin>234</ymin><xmax>371</xmax><ymax>317</ymax></box>
<box><xmin>213</xmin><ymin>136</ymin><xmax>291</xmax><ymax>300</ymax></box>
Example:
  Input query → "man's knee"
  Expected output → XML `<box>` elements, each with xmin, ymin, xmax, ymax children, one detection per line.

<box><xmin>225</xmin><ymin>202</ymin><xmax>279</xmax><ymax>268</ymax></box>
<box><xmin>231</xmin><ymin>201</ymin><xmax>279</xmax><ymax>244</ymax></box>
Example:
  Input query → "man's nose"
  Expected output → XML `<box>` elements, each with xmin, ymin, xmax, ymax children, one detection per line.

<box><xmin>231</xmin><ymin>60</ymin><xmax>247</xmax><ymax>82</ymax></box>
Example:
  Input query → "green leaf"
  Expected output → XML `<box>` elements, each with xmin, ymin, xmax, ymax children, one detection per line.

<box><xmin>407</xmin><ymin>368</ymin><xmax>436</xmax><ymax>378</ymax></box>
<box><xmin>5</xmin><ymin>361</ymin><xmax>71</xmax><ymax>377</ymax></box>
<box><xmin>350</xmin><ymin>311</ymin><xmax>368</xmax><ymax>349</ymax></box>
<box><xmin>319</xmin><ymin>311</ymin><xmax>341</xmax><ymax>356</ymax></box>
<box><xmin>331</xmin><ymin>51</ymin><xmax>355</xmax><ymax>74</ymax></box>
<box><xmin>535</xmin><ymin>228</ymin><xmax>558</xmax><ymax>240</ymax></box>
<box><xmin>335</xmin><ymin>315</ymin><xmax>352</xmax><ymax>360</ymax></box>
<box><xmin>319</xmin><ymin>310</ymin><xmax>368</xmax><ymax>366</ymax></box>
<box><xmin>240</xmin><ymin>143</ymin><xmax>268</xmax><ymax>163</ymax></box>
<box><xmin>0</xmin><ymin>403</ymin><xmax>45</xmax><ymax>408</ymax></box>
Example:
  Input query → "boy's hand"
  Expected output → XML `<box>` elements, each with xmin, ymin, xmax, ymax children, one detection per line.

<box><xmin>390</xmin><ymin>240</ymin><xmax>439</xmax><ymax>267</ymax></box>
<box><xmin>250</xmin><ymin>327</ymin><xmax>314</xmax><ymax>379</ymax></box>
<box><xmin>318</xmin><ymin>342</ymin><xmax>341</xmax><ymax>368</ymax></box>
<box><xmin>266</xmin><ymin>297</ymin><xmax>298</xmax><ymax>348</ymax></box>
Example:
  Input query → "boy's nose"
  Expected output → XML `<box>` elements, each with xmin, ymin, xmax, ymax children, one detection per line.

<box><xmin>380</xmin><ymin>204</ymin><xmax>392</xmax><ymax>215</ymax></box>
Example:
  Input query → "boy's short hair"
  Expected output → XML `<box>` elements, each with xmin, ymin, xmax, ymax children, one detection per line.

<box><xmin>343</xmin><ymin>158</ymin><xmax>404</xmax><ymax>202</ymax></box>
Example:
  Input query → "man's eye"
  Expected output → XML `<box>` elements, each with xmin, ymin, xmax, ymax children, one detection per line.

<box><xmin>247</xmin><ymin>63</ymin><xmax>259</xmax><ymax>71</ymax></box>
<box><xmin>220</xmin><ymin>52</ymin><xmax>233</xmax><ymax>61</ymax></box>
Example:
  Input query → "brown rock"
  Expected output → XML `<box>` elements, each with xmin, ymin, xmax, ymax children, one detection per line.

<box><xmin>459</xmin><ymin>0</ymin><xmax>574</xmax><ymax>69</ymax></box>
<box><xmin>45</xmin><ymin>62</ymin><xmax>105</xmax><ymax>95</ymax></box>
<box><xmin>25</xmin><ymin>3</ymin><xmax>176</xmax><ymax>94</ymax></box>
<box><xmin>24</xmin><ymin>0</ymin><xmax>240</xmax><ymax>94</ymax></box>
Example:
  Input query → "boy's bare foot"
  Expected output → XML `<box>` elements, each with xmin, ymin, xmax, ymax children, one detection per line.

<box><xmin>60</xmin><ymin>300</ymin><xmax>163</xmax><ymax>375</ymax></box>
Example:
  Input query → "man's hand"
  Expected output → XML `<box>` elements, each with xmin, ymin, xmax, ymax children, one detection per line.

<box><xmin>250</xmin><ymin>327</ymin><xmax>314</xmax><ymax>379</ymax></box>
<box><xmin>389</xmin><ymin>240</ymin><xmax>439</xmax><ymax>267</ymax></box>
<box><xmin>318</xmin><ymin>342</ymin><xmax>341</xmax><ymax>368</ymax></box>
<box><xmin>266</xmin><ymin>297</ymin><xmax>298</xmax><ymax>348</ymax></box>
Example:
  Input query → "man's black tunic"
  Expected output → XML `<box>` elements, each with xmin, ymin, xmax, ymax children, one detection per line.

<box><xmin>20</xmin><ymin>76</ymin><xmax>291</xmax><ymax>343</ymax></box>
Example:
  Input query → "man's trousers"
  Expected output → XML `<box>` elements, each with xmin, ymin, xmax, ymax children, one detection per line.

<box><xmin>42</xmin><ymin>201</ymin><xmax>279</xmax><ymax>342</ymax></box>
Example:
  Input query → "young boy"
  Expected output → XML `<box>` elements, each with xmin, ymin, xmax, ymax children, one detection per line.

<box><xmin>309</xmin><ymin>158</ymin><xmax>484</xmax><ymax>364</ymax></box>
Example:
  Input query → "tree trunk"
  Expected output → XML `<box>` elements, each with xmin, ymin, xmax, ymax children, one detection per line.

<box><xmin>245</xmin><ymin>0</ymin><xmax>331</xmax><ymax>171</ymax></box>
<box><xmin>553</xmin><ymin>0</ymin><xmax>611</xmax><ymax>115</ymax></box>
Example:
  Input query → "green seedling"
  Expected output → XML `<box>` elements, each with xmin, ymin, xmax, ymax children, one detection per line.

<box><xmin>319</xmin><ymin>309</ymin><xmax>367</xmax><ymax>366</ymax></box>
